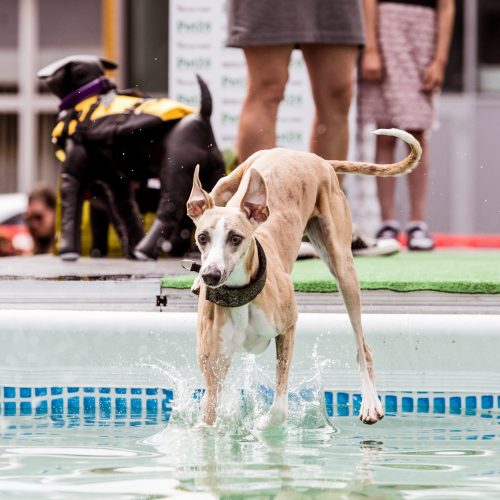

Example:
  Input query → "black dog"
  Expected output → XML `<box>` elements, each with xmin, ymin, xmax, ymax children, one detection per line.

<box><xmin>38</xmin><ymin>55</ymin><xmax>225</xmax><ymax>260</ymax></box>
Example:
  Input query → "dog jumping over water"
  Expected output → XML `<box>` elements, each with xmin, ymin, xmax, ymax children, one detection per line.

<box><xmin>186</xmin><ymin>129</ymin><xmax>421</xmax><ymax>428</ymax></box>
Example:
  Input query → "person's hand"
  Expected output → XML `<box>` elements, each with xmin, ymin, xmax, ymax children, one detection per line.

<box><xmin>361</xmin><ymin>49</ymin><xmax>383</xmax><ymax>81</ymax></box>
<box><xmin>422</xmin><ymin>59</ymin><xmax>445</xmax><ymax>92</ymax></box>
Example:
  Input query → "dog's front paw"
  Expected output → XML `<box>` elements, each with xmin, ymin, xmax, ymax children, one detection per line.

<box><xmin>359</xmin><ymin>397</ymin><xmax>384</xmax><ymax>425</ymax></box>
<box><xmin>256</xmin><ymin>408</ymin><xmax>287</xmax><ymax>431</ymax></box>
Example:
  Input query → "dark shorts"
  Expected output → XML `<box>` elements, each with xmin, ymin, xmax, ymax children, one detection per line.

<box><xmin>227</xmin><ymin>0</ymin><xmax>365</xmax><ymax>48</ymax></box>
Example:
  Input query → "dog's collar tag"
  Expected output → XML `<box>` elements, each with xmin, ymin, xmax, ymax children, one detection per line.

<box><xmin>183</xmin><ymin>239</ymin><xmax>267</xmax><ymax>308</ymax></box>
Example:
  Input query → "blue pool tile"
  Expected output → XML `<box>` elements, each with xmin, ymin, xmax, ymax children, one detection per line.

<box><xmin>36</xmin><ymin>401</ymin><xmax>48</xmax><ymax>415</ymax></box>
<box><xmin>20</xmin><ymin>402</ymin><xmax>32</xmax><ymax>415</ymax></box>
<box><xmin>4</xmin><ymin>387</ymin><xmax>15</xmax><ymax>398</ymax></box>
<box><xmin>83</xmin><ymin>397</ymin><xmax>96</xmax><ymax>414</ymax></box>
<box><xmin>434</xmin><ymin>397</ymin><xmax>445</xmax><ymax>413</ymax></box>
<box><xmin>99</xmin><ymin>387</ymin><xmax>111</xmax><ymax>394</ymax></box>
<box><xmin>115</xmin><ymin>388</ymin><xmax>127</xmax><ymax>394</ymax></box>
<box><xmin>481</xmin><ymin>395</ymin><xmax>493</xmax><ymax>410</ymax></box>
<box><xmin>324</xmin><ymin>392</ymin><xmax>333</xmax><ymax>417</ymax></box>
<box><xmin>402</xmin><ymin>397</ymin><xmax>414</xmax><ymax>412</ymax></box>
<box><xmin>466</xmin><ymin>396</ymin><xmax>477</xmax><ymax>410</ymax></box>
<box><xmin>84</xmin><ymin>387</ymin><xmax>95</xmax><ymax>393</ymax></box>
<box><xmin>51</xmin><ymin>398</ymin><xmax>63</xmax><ymax>414</ymax></box>
<box><xmin>147</xmin><ymin>399</ymin><xmax>158</xmax><ymax>415</ymax></box>
<box><xmin>116</xmin><ymin>398</ymin><xmax>127</xmax><ymax>415</ymax></box>
<box><xmin>497</xmin><ymin>396</ymin><xmax>500</xmax><ymax>410</ymax></box>
<box><xmin>450</xmin><ymin>397</ymin><xmax>462</xmax><ymax>414</ymax></box>
<box><xmin>131</xmin><ymin>388</ymin><xmax>142</xmax><ymax>395</ymax></box>
<box><xmin>352</xmin><ymin>394</ymin><xmax>362</xmax><ymax>416</ymax></box>
<box><xmin>131</xmin><ymin>398</ymin><xmax>142</xmax><ymax>415</ymax></box>
<box><xmin>4</xmin><ymin>402</ymin><xmax>16</xmax><ymax>415</ymax></box>
<box><xmin>385</xmin><ymin>395</ymin><xmax>397</xmax><ymax>413</ymax></box>
<box><xmin>68</xmin><ymin>397</ymin><xmax>80</xmax><ymax>415</ymax></box>
<box><xmin>417</xmin><ymin>398</ymin><xmax>430</xmax><ymax>413</ymax></box>
<box><xmin>20</xmin><ymin>388</ymin><xmax>32</xmax><ymax>398</ymax></box>
<box><xmin>146</xmin><ymin>388</ymin><xmax>158</xmax><ymax>396</ymax></box>
<box><xmin>35</xmin><ymin>387</ymin><xmax>47</xmax><ymax>397</ymax></box>
<box><xmin>51</xmin><ymin>387</ymin><xmax>63</xmax><ymax>396</ymax></box>
<box><xmin>337</xmin><ymin>392</ymin><xmax>349</xmax><ymax>404</ymax></box>
<box><xmin>337</xmin><ymin>392</ymin><xmax>349</xmax><ymax>416</ymax></box>
<box><xmin>99</xmin><ymin>398</ymin><xmax>111</xmax><ymax>418</ymax></box>
<box><xmin>67</xmin><ymin>387</ymin><xmax>79</xmax><ymax>393</ymax></box>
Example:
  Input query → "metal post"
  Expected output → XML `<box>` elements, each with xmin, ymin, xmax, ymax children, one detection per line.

<box><xmin>463</xmin><ymin>0</ymin><xmax>478</xmax><ymax>95</ymax></box>
<box><xmin>102</xmin><ymin>0</ymin><xmax>124</xmax><ymax>87</ymax></box>
<box><xmin>17</xmin><ymin>0</ymin><xmax>38</xmax><ymax>193</ymax></box>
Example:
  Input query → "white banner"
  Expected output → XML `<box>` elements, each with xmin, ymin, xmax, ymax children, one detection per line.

<box><xmin>168</xmin><ymin>0</ymin><xmax>314</xmax><ymax>152</ymax></box>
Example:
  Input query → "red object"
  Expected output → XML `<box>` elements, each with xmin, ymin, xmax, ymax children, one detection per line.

<box><xmin>0</xmin><ymin>224</ymin><xmax>32</xmax><ymax>256</ymax></box>
<box><xmin>399</xmin><ymin>233</ymin><xmax>500</xmax><ymax>248</ymax></box>
<box><xmin>0</xmin><ymin>224</ymin><xmax>29</xmax><ymax>241</ymax></box>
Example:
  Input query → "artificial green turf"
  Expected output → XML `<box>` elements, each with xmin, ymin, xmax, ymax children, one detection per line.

<box><xmin>161</xmin><ymin>251</ymin><xmax>500</xmax><ymax>294</ymax></box>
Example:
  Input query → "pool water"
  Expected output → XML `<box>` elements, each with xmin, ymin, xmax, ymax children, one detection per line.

<box><xmin>1</xmin><ymin>309</ymin><xmax>500</xmax><ymax>498</ymax></box>
<box><xmin>1</xmin><ymin>409</ymin><xmax>499</xmax><ymax>499</ymax></box>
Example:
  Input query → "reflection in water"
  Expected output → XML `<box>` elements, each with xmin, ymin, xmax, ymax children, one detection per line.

<box><xmin>1</xmin><ymin>350</ymin><xmax>500</xmax><ymax>497</ymax></box>
<box><xmin>0</xmin><ymin>411</ymin><xmax>499</xmax><ymax>498</ymax></box>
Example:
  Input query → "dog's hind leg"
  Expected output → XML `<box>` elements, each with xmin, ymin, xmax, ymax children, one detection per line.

<box><xmin>256</xmin><ymin>326</ymin><xmax>295</xmax><ymax>430</ymax></box>
<box><xmin>306</xmin><ymin>198</ymin><xmax>384</xmax><ymax>425</ymax></box>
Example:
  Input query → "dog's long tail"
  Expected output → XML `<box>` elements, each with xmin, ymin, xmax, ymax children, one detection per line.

<box><xmin>196</xmin><ymin>74</ymin><xmax>212</xmax><ymax>119</ymax></box>
<box><xmin>329</xmin><ymin>128</ymin><xmax>422</xmax><ymax>177</ymax></box>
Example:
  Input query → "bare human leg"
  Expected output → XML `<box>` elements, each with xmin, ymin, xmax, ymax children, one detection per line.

<box><xmin>406</xmin><ymin>130</ymin><xmax>429</xmax><ymax>222</ymax></box>
<box><xmin>375</xmin><ymin>133</ymin><xmax>398</xmax><ymax>221</ymax></box>
<box><xmin>237</xmin><ymin>45</ymin><xmax>293</xmax><ymax>162</ymax></box>
<box><xmin>301</xmin><ymin>44</ymin><xmax>358</xmax><ymax>189</ymax></box>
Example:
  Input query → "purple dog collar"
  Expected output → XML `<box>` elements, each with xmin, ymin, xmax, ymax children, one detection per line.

<box><xmin>59</xmin><ymin>77</ymin><xmax>115</xmax><ymax>111</ymax></box>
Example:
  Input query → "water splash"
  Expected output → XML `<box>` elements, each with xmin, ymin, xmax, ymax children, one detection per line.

<box><xmin>144</xmin><ymin>342</ymin><xmax>338</xmax><ymax>436</ymax></box>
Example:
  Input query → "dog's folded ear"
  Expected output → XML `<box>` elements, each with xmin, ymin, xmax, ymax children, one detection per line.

<box><xmin>187</xmin><ymin>165</ymin><xmax>214</xmax><ymax>220</ymax></box>
<box><xmin>241</xmin><ymin>168</ymin><xmax>269</xmax><ymax>224</ymax></box>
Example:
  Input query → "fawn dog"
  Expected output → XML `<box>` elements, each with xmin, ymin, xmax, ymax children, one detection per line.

<box><xmin>186</xmin><ymin>129</ymin><xmax>421</xmax><ymax>429</ymax></box>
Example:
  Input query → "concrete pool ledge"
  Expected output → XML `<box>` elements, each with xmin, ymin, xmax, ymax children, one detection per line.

<box><xmin>0</xmin><ymin>310</ymin><xmax>499</xmax><ymax>394</ymax></box>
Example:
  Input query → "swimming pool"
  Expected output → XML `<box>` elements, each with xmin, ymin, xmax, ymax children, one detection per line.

<box><xmin>0</xmin><ymin>310</ymin><xmax>499</xmax><ymax>497</ymax></box>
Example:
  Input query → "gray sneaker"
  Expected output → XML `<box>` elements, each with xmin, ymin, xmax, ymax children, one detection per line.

<box><xmin>351</xmin><ymin>232</ymin><xmax>400</xmax><ymax>257</ymax></box>
<box><xmin>406</xmin><ymin>222</ymin><xmax>435</xmax><ymax>251</ymax></box>
<box><xmin>375</xmin><ymin>221</ymin><xmax>401</xmax><ymax>241</ymax></box>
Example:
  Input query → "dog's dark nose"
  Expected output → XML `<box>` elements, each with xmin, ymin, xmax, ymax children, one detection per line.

<box><xmin>202</xmin><ymin>269</ymin><xmax>222</xmax><ymax>286</ymax></box>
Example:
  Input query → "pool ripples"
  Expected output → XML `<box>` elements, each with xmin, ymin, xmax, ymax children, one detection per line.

<box><xmin>0</xmin><ymin>412</ymin><xmax>499</xmax><ymax>498</ymax></box>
